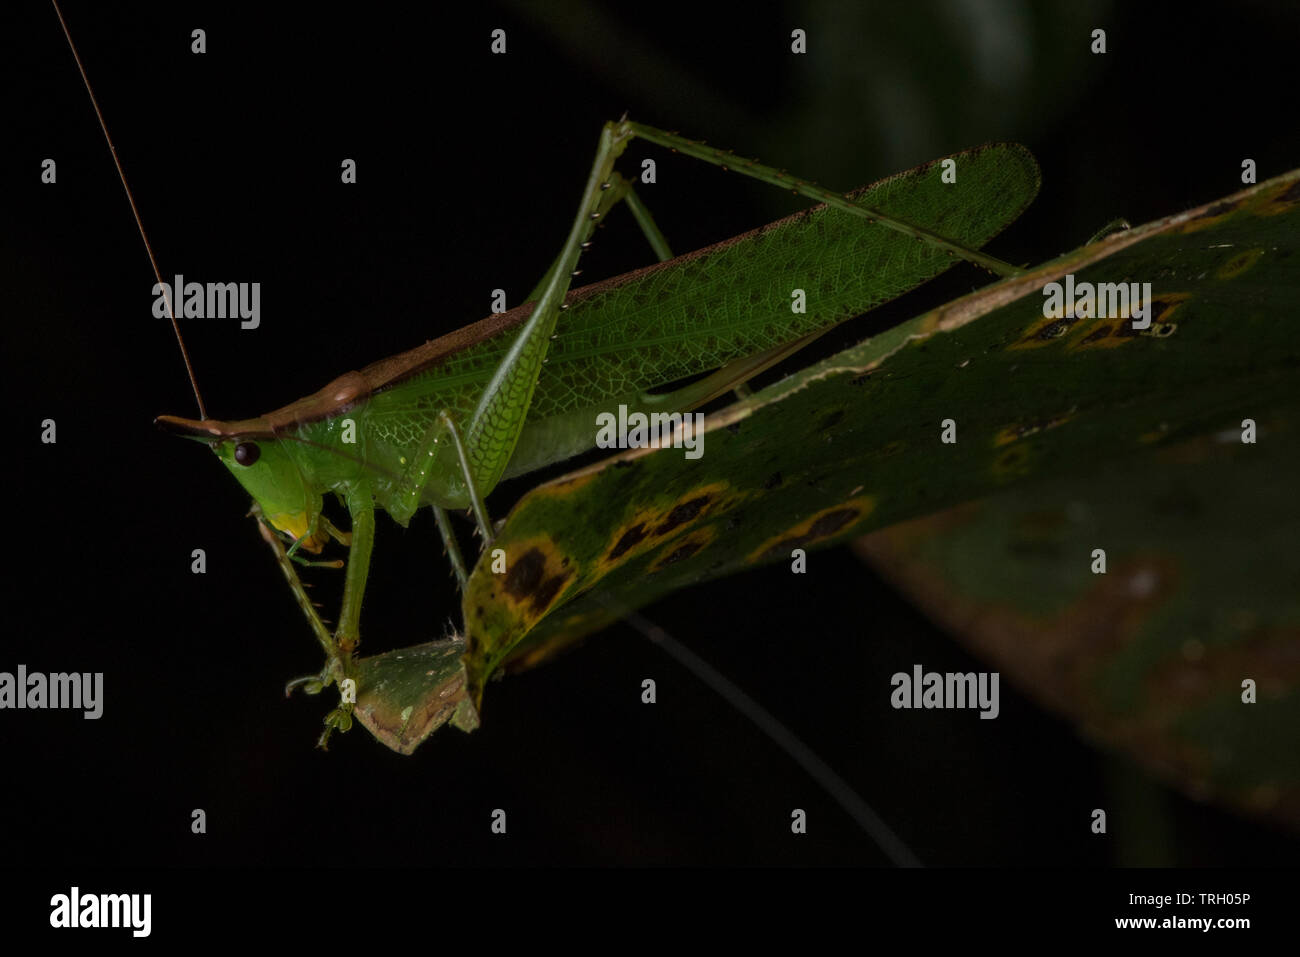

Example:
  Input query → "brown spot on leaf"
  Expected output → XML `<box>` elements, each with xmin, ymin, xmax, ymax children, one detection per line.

<box><xmin>1010</xmin><ymin>313</ymin><xmax>1081</xmax><ymax>350</ymax></box>
<box><xmin>1037</xmin><ymin>318</ymin><xmax>1077</xmax><ymax>340</ymax></box>
<box><xmin>1252</xmin><ymin>177</ymin><xmax>1300</xmax><ymax>217</ymax></box>
<box><xmin>992</xmin><ymin>443</ymin><xmax>1033</xmax><ymax>481</ymax></box>
<box><xmin>1195</xmin><ymin>199</ymin><xmax>1242</xmax><ymax>220</ymax></box>
<box><xmin>1175</xmin><ymin>197</ymin><xmax>1244</xmax><ymax>234</ymax></box>
<box><xmin>530</xmin><ymin>570</ymin><xmax>569</xmax><ymax>612</ymax></box>
<box><xmin>1079</xmin><ymin>324</ymin><xmax>1114</xmax><ymax>345</ymax></box>
<box><xmin>661</xmin><ymin>541</ymin><xmax>702</xmax><ymax>565</ymax></box>
<box><xmin>502</xmin><ymin>546</ymin><xmax>573</xmax><ymax>616</ymax></box>
<box><xmin>598</xmin><ymin>483</ymin><xmax>743</xmax><ymax>574</ymax></box>
<box><xmin>810</xmin><ymin>510</ymin><xmax>857</xmax><ymax>536</ymax></box>
<box><xmin>993</xmin><ymin>411</ymin><xmax>1075</xmax><ymax>447</ymax></box>
<box><xmin>609</xmin><ymin>523</ymin><xmax>648</xmax><ymax>560</ymax></box>
<box><xmin>819</xmin><ymin>409</ymin><xmax>845</xmax><ymax>431</ymax></box>
<box><xmin>747</xmin><ymin>497</ymin><xmax>876</xmax><ymax>563</ymax></box>
<box><xmin>1111</xmin><ymin>319</ymin><xmax>1142</xmax><ymax>339</ymax></box>
<box><xmin>504</xmin><ymin>548</ymin><xmax>543</xmax><ymax>598</ymax></box>
<box><xmin>1214</xmin><ymin>247</ymin><xmax>1265</xmax><ymax>280</ymax></box>
<box><xmin>1069</xmin><ymin>293</ymin><xmax>1191</xmax><ymax>351</ymax></box>
<box><xmin>651</xmin><ymin>527</ymin><xmax>718</xmax><ymax>574</ymax></box>
<box><xmin>1146</xmin><ymin>293</ymin><xmax>1192</xmax><ymax>326</ymax></box>
<box><xmin>655</xmin><ymin>495</ymin><xmax>711</xmax><ymax>535</ymax></box>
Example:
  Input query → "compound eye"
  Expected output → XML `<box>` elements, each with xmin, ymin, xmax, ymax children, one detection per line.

<box><xmin>234</xmin><ymin>441</ymin><xmax>261</xmax><ymax>466</ymax></box>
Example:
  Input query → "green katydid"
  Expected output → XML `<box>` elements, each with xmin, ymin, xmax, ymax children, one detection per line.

<box><xmin>55</xmin><ymin>3</ymin><xmax>1039</xmax><ymax>747</ymax></box>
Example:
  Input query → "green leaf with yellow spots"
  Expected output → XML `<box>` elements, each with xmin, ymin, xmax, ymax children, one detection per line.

<box><xmin>346</xmin><ymin>167</ymin><xmax>1299</xmax><ymax>754</ymax></box>
<box><xmin>457</xmin><ymin>168</ymin><xmax>1300</xmax><ymax>709</ymax></box>
<box><xmin>855</xmin><ymin>408</ymin><xmax>1300</xmax><ymax>830</ymax></box>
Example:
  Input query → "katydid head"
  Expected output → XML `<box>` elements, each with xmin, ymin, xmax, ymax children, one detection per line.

<box><xmin>156</xmin><ymin>415</ymin><xmax>327</xmax><ymax>553</ymax></box>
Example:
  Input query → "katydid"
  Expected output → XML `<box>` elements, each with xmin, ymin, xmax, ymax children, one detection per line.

<box><xmin>55</xmin><ymin>3</ymin><xmax>1038</xmax><ymax>747</ymax></box>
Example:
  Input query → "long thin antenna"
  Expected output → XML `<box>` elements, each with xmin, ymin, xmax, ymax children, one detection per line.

<box><xmin>600</xmin><ymin>596</ymin><xmax>922</xmax><ymax>867</ymax></box>
<box><xmin>52</xmin><ymin>0</ymin><xmax>208</xmax><ymax>420</ymax></box>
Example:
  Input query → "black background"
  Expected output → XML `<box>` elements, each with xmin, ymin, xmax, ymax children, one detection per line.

<box><xmin>4</xmin><ymin>0</ymin><xmax>1299</xmax><ymax>877</ymax></box>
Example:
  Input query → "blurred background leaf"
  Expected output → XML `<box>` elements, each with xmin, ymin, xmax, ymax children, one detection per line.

<box><xmin>855</xmin><ymin>409</ymin><xmax>1300</xmax><ymax>831</ymax></box>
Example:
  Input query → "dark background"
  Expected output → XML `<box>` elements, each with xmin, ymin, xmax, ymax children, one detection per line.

<box><xmin>4</xmin><ymin>0</ymin><xmax>1298</xmax><ymax>868</ymax></box>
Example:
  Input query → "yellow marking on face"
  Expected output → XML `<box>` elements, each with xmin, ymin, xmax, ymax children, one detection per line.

<box><xmin>267</xmin><ymin>511</ymin><xmax>326</xmax><ymax>553</ymax></box>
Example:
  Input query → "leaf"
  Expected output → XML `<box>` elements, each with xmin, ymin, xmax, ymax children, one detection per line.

<box><xmin>352</xmin><ymin>637</ymin><xmax>478</xmax><ymax>755</ymax></box>
<box><xmin>457</xmin><ymin>169</ymin><xmax>1300</xmax><ymax>710</ymax></box>
<box><xmin>854</xmin><ymin>410</ymin><xmax>1300</xmax><ymax>830</ymax></box>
